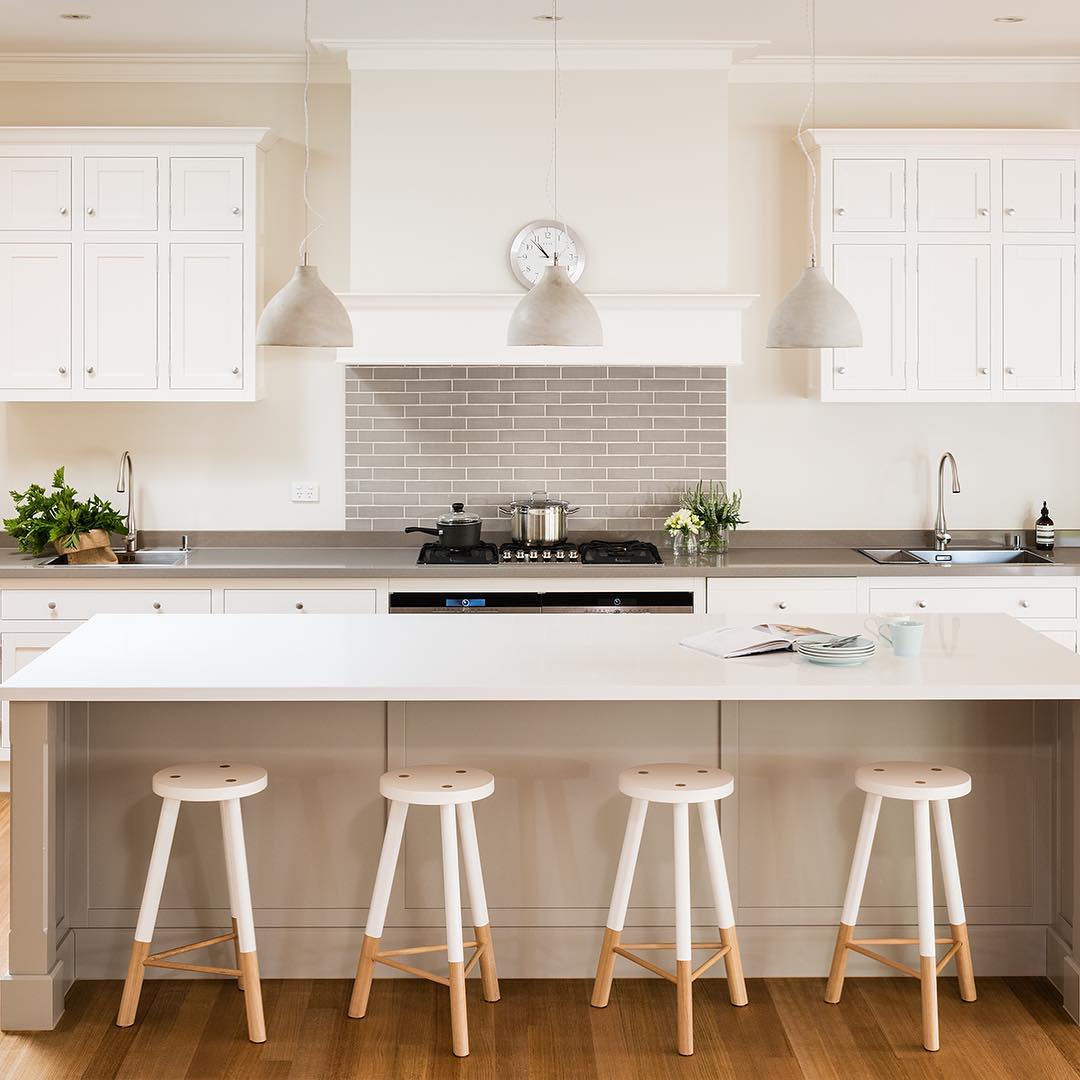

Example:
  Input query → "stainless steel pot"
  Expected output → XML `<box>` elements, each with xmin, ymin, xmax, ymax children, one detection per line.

<box><xmin>498</xmin><ymin>491</ymin><xmax>580</xmax><ymax>546</ymax></box>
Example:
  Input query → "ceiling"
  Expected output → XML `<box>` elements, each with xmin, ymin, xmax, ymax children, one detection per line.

<box><xmin>0</xmin><ymin>0</ymin><xmax>1075</xmax><ymax>58</ymax></box>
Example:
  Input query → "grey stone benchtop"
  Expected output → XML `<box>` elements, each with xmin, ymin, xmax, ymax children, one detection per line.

<box><xmin>0</xmin><ymin>530</ymin><xmax>1077</xmax><ymax>580</ymax></box>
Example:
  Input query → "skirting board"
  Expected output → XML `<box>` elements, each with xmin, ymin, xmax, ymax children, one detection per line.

<box><xmin>73</xmin><ymin>923</ymin><xmax>1049</xmax><ymax>981</ymax></box>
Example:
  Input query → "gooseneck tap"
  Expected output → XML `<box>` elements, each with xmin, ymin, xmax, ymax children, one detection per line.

<box><xmin>934</xmin><ymin>451</ymin><xmax>961</xmax><ymax>550</ymax></box>
<box><xmin>116</xmin><ymin>450</ymin><xmax>137</xmax><ymax>555</ymax></box>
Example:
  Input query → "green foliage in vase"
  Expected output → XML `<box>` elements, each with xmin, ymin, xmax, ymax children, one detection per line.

<box><xmin>4</xmin><ymin>467</ymin><xmax>126</xmax><ymax>555</ymax></box>
<box><xmin>679</xmin><ymin>480</ymin><xmax>747</xmax><ymax>535</ymax></box>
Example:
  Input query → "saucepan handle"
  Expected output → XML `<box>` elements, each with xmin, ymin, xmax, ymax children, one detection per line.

<box><xmin>566</xmin><ymin>506</ymin><xmax>582</xmax><ymax>515</ymax></box>
<box><xmin>404</xmin><ymin>527</ymin><xmax>441</xmax><ymax>537</ymax></box>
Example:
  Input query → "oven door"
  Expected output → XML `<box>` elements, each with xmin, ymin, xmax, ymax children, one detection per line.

<box><xmin>389</xmin><ymin>592</ymin><xmax>542</xmax><ymax>613</ymax></box>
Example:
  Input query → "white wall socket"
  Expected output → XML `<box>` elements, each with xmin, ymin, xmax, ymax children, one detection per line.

<box><xmin>291</xmin><ymin>482</ymin><xmax>320</xmax><ymax>503</ymax></box>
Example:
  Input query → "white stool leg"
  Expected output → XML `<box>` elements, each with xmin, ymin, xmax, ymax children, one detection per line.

<box><xmin>440</xmin><ymin>803</ymin><xmax>469</xmax><ymax>1057</ymax></box>
<box><xmin>457</xmin><ymin>801</ymin><xmax>499</xmax><ymax>1002</ymax></box>
<box><xmin>591</xmin><ymin>796</ymin><xmax>649</xmax><ymax>1008</ymax></box>
<box><xmin>825</xmin><ymin>791</ymin><xmax>882</xmax><ymax>1004</ymax></box>
<box><xmin>673</xmin><ymin>801</ymin><xmax>693</xmax><ymax>1056</ymax></box>
<box><xmin>349</xmin><ymin>799</ymin><xmax>408</xmax><ymax>1019</ymax></box>
<box><xmin>914</xmin><ymin>798</ymin><xmax>939</xmax><ymax>1051</ymax></box>
<box><xmin>933</xmin><ymin>798</ymin><xmax>976</xmax><ymax>1002</ymax></box>
<box><xmin>697</xmin><ymin>799</ymin><xmax>747</xmax><ymax>1006</ymax></box>
<box><xmin>220</xmin><ymin>797</ymin><xmax>265</xmax><ymax>1044</ymax></box>
<box><xmin>117</xmin><ymin>797</ymin><xmax>180</xmax><ymax>1027</ymax></box>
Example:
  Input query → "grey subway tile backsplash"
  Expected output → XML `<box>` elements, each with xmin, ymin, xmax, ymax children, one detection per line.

<box><xmin>344</xmin><ymin>366</ymin><xmax>726</xmax><ymax>532</ymax></box>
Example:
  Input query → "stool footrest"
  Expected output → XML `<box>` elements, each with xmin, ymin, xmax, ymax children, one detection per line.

<box><xmin>372</xmin><ymin>941</ymin><xmax>486</xmax><ymax>988</ymax></box>
<box><xmin>145</xmin><ymin>930</ymin><xmax>238</xmax><ymax>965</ymax></box>
<box><xmin>613</xmin><ymin>942</ymin><xmax>732</xmax><ymax>985</ymax></box>
<box><xmin>376</xmin><ymin>941</ymin><xmax>478</xmax><ymax>959</ymax></box>
<box><xmin>843</xmin><ymin>935</ymin><xmax>969</xmax><ymax>981</ymax></box>
<box><xmin>143</xmin><ymin>958</ymin><xmax>243</xmax><ymax>977</ymax></box>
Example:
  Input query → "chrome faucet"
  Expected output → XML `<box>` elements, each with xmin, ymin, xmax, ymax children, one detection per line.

<box><xmin>116</xmin><ymin>450</ymin><xmax>137</xmax><ymax>555</ymax></box>
<box><xmin>934</xmin><ymin>451</ymin><xmax>961</xmax><ymax>550</ymax></box>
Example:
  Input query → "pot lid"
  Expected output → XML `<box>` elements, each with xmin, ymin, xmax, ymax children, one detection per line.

<box><xmin>436</xmin><ymin>502</ymin><xmax>481</xmax><ymax>525</ymax></box>
<box><xmin>511</xmin><ymin>490</ymin><xmax>570</xmax><ymax>510</ymax></box>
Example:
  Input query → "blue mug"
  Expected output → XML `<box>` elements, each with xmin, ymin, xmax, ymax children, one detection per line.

<box><xmin>866</xmin><ymin>616</ymin><xmax>924</xmax><ymax>658</ymax></box>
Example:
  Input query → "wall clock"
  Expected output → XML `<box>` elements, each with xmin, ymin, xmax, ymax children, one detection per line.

<box><xmin>509</xmin><ymin>219</ymin><xmax>586</xmax><ymax>289</ymax></box>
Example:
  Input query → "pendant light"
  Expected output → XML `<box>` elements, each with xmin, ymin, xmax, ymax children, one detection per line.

<box><xmin>766</xmin><ymin>0</ymin><xmax>861</xmax><ymax>349</ymax></box>
<box><xmin>507</xmin><ymin>0</ymin><xmax>602</xmax><ymax>347</ymax></box>
<box><xmin>256</xmin><ymin>0</ymin><xmax>353</xmax><ymax>348</ymax></box>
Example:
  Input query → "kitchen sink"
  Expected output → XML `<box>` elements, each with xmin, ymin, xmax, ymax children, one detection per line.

<box><xmin>859</xmin><ymin>547</ymin><xmax>1053</xmax><ymax>566</ymax></box>
<box><xmin>44</xmin><ymin>550</ymin><xmax>186</xmax><ymax>567</ymax></box>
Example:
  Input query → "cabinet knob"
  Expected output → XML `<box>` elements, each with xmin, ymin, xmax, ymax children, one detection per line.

<box><xmin>979</xmin><ymin>367</ymin><xmax>989</xmax><ymax>375</ymax></box>
<box><xmin>977</xmin><ymin>208</ymin><xmax>989</xmax><ymax>216</ymax></box>
<box><xmin>1006</xmin><ymin>366</ymin><xmax>1016</xmax><ymax>375</ymax></box>
<box><xmin>231</xmin><ymin>366</ymin><xmax>240</xmax><ymax>375</ymax></box>
<box><xmin>916</xmin><ymin>600</ymin><xmax>928</xmax><ymax>609</ymax></box>
<box><xmin>232</xmin><ymin>206</ymin><xmax>242</xmax><ymax>215</ymax></box>
<box><xmin>836</xmin><ymin>366</ymin><xmax>847</xmax><ymax>375</ymax></box>
<box><xmin>295</xmin><ymin>602</ymin><xmax>305</xmax><ymax>610</ymax></box>
<box><xmin>835</xmin><ymin>207</ymin><xmax>846</xmax><ymax>216</ymax></box>
<box><xmin>59</xmin><ymin>207</ymin><xmax>68</xmax><ymax>216</ymax></box>
<box><xmin>86</xmin><ymin>207</ymin><xmax>95</xmax><ymax>216</ymax></box>
<box><xmin>47</xmin><ymin>601</ymin><xmax>57</xmax><ymax>611</ymax></box>
<box><xmin>777</xmin><ymin>600</ymin><xmax>789</xmax><ymax>610</ymax></box>
<box><xmin>1020</xmin><ymin>599</ymin><xmax>1030</xmax><ymax>608</ymax></box>
<box><xmin>86</xmin><ymin>366</ymin><xmax>95</xmax><ymax>375</ymax></box>
<box><xmin>58</xmin><ymin>366</ymin><xmax>67</xmax><ymax>375</ymax></box>
<box><xmin>1004</xmin><ymin>207</ymin><xmax>1017</xmax><ymax>216</ymax></box>
<box><xmin>152</xmin><ymin>602</ymin><xmax>162</xmax><ymax>611</ymax></box>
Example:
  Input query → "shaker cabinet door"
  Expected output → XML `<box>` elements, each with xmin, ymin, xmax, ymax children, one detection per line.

<box><xmin>1002</xmin><ymin>245</ymin><xmax>1076</xmax><ymax>391</ymax></box>
<box><xmin>916</xmin><ymin>245</ymin><xmax>991</xmax><ymax>392</ymax></box>
<box><xmin>1003</xmin><ymin>160</ymin><xmax>1076</xmax><ymax>232</ymax></box>
<box><xmin>0</xmin><ymin>243</ymin><xmax>71</xmax><ymax>389</ymax></box>
<box><xmin>0</xmin><ymin>157</ymin><xmax>72</xmax><ymax>230</ymax></box>
<box><xmin>170</xmin><ymin>158</ymin><xmax>244</xmax><ymax>231</ymax></box>
<box><xmin>917</xmin><ymin>159</ymin><xmax>991</xmax><ymax>232</ymax></box>
<box><xmin>83</xmin><ymin>157</ymin><xmax>158</xmax><ymax>231</ymax></box>
<box><xmin>831</xmin><ymin>159</ymin><xmax>906</xmax><ymax>232</ymax></box>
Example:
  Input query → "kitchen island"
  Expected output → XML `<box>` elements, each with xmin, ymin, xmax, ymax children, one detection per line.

<box><xmin>4</xmin><ymin>611</ymin><xmax>1080</xmax><ymax>1032</ymax></box>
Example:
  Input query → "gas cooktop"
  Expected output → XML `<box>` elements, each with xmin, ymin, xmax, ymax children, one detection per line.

<box><xmin>415</xmin><ymin>540</ymin><xmax>663</xmax><ymax>566</ymax></box>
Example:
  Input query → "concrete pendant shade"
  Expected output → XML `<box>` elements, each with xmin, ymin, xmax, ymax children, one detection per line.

<box><xmin>507</xmin><ymin>264</ymin><xmax>603</xmax><ymax>347</ymax></box>
<box><xmin>256</xmin><ymin>264</ymin><xmax>354</xmax><ymax>348</ymax></box>
<box><xmin>766</xmin><ymin>266</ymin><xmax>862</xmax><ymax>349</ymax></box>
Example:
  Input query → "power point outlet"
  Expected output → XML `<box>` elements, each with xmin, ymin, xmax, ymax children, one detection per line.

<box><xmin>291</xmin><ymin>482</ymin><xmax>320</xmax><ymax>503</ymax></box>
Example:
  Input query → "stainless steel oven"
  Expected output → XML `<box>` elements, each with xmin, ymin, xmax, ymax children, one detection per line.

<box><xmin>389</xmin><ymin>591</ymin><xmax>693</xmax><ymax>614</ymax></box>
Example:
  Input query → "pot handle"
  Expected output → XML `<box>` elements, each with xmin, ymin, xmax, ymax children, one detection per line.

<box><xmin>404</xmin><ymin>527</ymin><xmax>441</xmax><ymax>537</ymax></box>
<box><xmin>566</xmin><ymin>506</ymin><xmax>582</xmax><ymax>515</ymax></box>
<box><xmin>497</xmin><ymin>506</ymin><xmax>513</xmax><ymax>516</ymax></box>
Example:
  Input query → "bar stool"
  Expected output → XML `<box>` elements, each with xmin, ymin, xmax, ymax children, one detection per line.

<box><xmin>349</xmin><ymin>765</ymin><xmax>500</xmax><ymax>1058</ymax></box>
<box><xmin>117</xmin><ymin>762</ymin><xmax>268</xmax><ymax>1043</ymax></box>
<box><xmin>826</xmin><ymin>761</ymin><xmax>976</xmax><ymax>1052</ymax></box>
<box><xmin>591</xmin><ymin>763</ymin><xmax>747</xmax><ymax>1057</ymax></box>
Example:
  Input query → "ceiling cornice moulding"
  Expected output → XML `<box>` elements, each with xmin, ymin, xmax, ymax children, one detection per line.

<box><xmin>731</xmin><ymin>55</ymin><xmax>1080</xmax><ymax>84</ymax></box>
<box><xmin>0</xmin><ymin>52</ymin><xmax>346</xmax><ymax>83</ymax></box>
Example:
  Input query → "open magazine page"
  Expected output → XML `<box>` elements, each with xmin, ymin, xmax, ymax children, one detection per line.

<box><xmin>679</xmin><ymin>623</ymin><xmax>827</xmax><ymax>659</ymax></box>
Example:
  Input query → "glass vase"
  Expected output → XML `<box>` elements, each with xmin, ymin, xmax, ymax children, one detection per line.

<box><xmin>670</xmin><ymin>531</ymin><xmax>699</xmax><ymax>558</ymax></box>
<box><xmin>699</xmin><ymin>526</ymin><xmax>730</xmax><ymax>553</ymax></box>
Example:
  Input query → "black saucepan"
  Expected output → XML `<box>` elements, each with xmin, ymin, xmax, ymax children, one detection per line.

<box><xmin>404</xmin><ymin>503</ymin><xmax>483</xmax><ymax>549</ymax></box>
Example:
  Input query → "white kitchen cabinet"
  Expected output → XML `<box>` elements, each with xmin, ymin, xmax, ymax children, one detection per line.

<box><xmin>1003</xmin><ymin>159</ymin><xmax>1075</xmax><ymax>233</ymax></box>
<box><xmin>224</xmin><ymin>589</ymin><xmax>378</xmax><ymax>614</ymax></box>
<box><xmin>831</xmin><ymin>159</ymin><xmax>905</xmax><ymax>232</ymax></box>
<box><xmin>706</xmin><ymin>577</ymin><xmax>858</xmax><ymax>617</ymax></box>
<box><xmin>0</xmin><ymin>243</ymin><xmax>71</xmax><ymax>390</ymax></box>
<box><xmin>170</xmin><ymin>157</ymin><xmax>244</xmax><ymax>231</ymax></box>
<box><xmin>1002</xmin><ymin>245</ymin><xmax>1076</xmax><ymax>392</ymax></box>
<box><xmin>0</xmin><ymin>631</ymin><xmax>67</xmax><ymax>752</ymax></box>
<box><xmin>83</xmin><ymin>244</ymin><xmax>158</xmax><ymax>390</ymax></box>
<box><xmin>917</xmin><ymin>159</ymin><xmax>991</xmax><ymax>232</ymax></box>
<box><xmin>866</xmin><ymin>583</ymin><xmax>1076</xmax><ymax>620</ymax></box>
<box><xmin>916</xmin><ymin>245</ymin><xmax>991</xmax><ymax>392</ymax></box>
<box><xmin>0</xmin><ymin>128</ymin><xmax>269</xmax><ymax>402</ymax></box>
<box><xmin>1</xmin><ymin>588</ymin><xmax>212</xmax><ymax>621</ymax></box>
<box><xmin>0</xmin><ymin>157</ymin><xmax>71</xmax><ymax>230</ymax></box>
<box><xmin>169</xmin><ymin>243</ymin><xmax>245</xmax><ymax>390</ymax></box>
<box><xmin>828</xmin><ymin>244</ymin><xmax>906</xmax><ymax>392</ymax></box>
<box><xmin>83</xmin><ymin>156</ymin><xmax>157</xmax><ymax>231</ymax></box>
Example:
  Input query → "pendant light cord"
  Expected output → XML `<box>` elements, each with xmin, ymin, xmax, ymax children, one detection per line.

<box><xmin>794</xmin><ymin>0</ymin><xmax>818</xmax><ymax>267</ymax></box>
<box><xmin>550</xmin><ymin>0</ymin><xmax>564</xmax><ymax>264</ymax></box>
<box><xmin>297</xmin><ymin>0</ymin><xmax>324</xmax><ymax>264</ymax></box>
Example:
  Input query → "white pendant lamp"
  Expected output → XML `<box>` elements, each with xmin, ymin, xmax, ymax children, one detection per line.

<box><xmin>256</xmin><ymin>0</ymin><xmax>353</xmax><ymax>349</ymax></box>
<box><xmin>766</xmin><ymin>0</ymin><xmax>861</xmax><ymax>350</ymax></box>
<box><xmin>507</xmin><ymin>0</ymin><xmax>601</xmax><ymax>347</ymax></box>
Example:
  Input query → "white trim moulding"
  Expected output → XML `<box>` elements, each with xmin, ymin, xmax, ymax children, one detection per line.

<box><xmin>0</xmin><ymin>125</ymin><xmax>275</xmax><ymax>147</ymax></box>
<box><xmin>730</xmin><ymin>55</ymin><xmax>1080</xmax><ymax>84</ymax></box>
<box><xmin>335</xmin><ymin>293</ymin><xmax>757</xmax><ymax>368</ymax></box>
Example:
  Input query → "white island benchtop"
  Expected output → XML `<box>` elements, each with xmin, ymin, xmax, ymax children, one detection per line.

<box><xmin>3</xmin><ymin>611</ymin><xmax>1080</xmax><ymax>702</ymax></box>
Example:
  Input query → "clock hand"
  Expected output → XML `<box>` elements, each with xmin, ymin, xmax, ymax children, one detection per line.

<box><xmin>534</xmin><ymin>241</ymin><xmax>551</xmax><ymax>259</ymax></box>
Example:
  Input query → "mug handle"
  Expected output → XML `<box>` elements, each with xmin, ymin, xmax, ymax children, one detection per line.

<box><xmin>864</xmin><ymin>616</ymin><xmax>892</xmax><ymax>644</ymax></box>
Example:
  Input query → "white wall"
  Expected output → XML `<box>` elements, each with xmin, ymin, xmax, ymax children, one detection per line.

<box><xmin>728</xmin><ymin>81</ymin><xmax>1080</xmax><ymax>530</ymax></box>
<box><xmin>0</xmin><ymin>81</ymin><xmax>350</xmax><ymax>531</ymax></box>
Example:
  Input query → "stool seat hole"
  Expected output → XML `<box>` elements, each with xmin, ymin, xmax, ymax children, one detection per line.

<box><xmin>455</xmin><ymin>770</ymin><xmax>467</xmax><ymax>774</ymax></box>
<box><xmin>169</xmin><ymin>774</ymin><xmax>181</xmax><ymax>778</ymax></box>
<box><xmin>226</xmin><ymin>778</ymin><xmax>237</xmax><ymax>783</ymax></box>
<box><xmin>442</xmin><ymin>784</ymin><xmax>452</xmax><ymax>789</ymax></box>
<box><xmin>219</xmin><ymin>764</ymin><xmax>231</xmax><ymax>768</ymax></box>
<box><xmin>398</xmin><ymin>774</ymin><xmax>410</xmax><ymax>778</ymax></box>
<box><xmin>931</xmin><ymin>767</ymin><xmax>942</xmax><ymax>772</ymax></box>
<box><xmin>915</xmin><ymin>780</ymin><xmax>926</xmax><ymax>784</ymax></box>
<box><xmin>638</xmin><ymin>770</ymin><xmax>649</xmax><ymax>774</ymax></box>
<box><xmin>675</xmin><ymin>783</ymin><xmax>686</xmax><ymax>788</ymax></box>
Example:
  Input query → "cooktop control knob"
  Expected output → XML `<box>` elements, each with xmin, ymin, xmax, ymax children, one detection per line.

<box><xmin>569</xmin><ymin>549</ymin><xmax>580</xmax><ymax>560</ymax></box>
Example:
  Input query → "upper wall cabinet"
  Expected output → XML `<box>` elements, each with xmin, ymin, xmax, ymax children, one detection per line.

<box><xmin>811</xmin><ymin>129</ymin><xmax>1080</xmax><ymax>404</ymax></box>
<box><xmin>0</xmin><ymin>127</ymin><xmax>271</xmax><ymax>402</ymax></box>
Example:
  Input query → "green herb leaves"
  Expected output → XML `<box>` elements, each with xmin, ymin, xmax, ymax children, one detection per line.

<box><xmin>5</xmin><ymin>467</ymin><xmax>126</xmax><ymax>555</ymax></box>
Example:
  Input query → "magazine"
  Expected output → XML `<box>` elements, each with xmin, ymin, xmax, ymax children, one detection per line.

<box><xmin>680</xmin><ymin>623</ymin><xmax>828</xmax><ymax>659</ymax></box>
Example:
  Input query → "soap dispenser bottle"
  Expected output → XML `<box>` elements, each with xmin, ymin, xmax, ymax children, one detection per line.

<box><xmin>1036</xmin><ymin>501</ymin><xmax>1055</xmax><ymax>550</ymax></box>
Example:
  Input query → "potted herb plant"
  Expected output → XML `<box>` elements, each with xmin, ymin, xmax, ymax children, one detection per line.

<box><xmin>679</xmin><ymin>480</ymin><xmax>746</xmax><ymax>553</ymax></box>
<box><xmin>5</xmin><ymin>467</ymin><xmax>126</xmax><ymax>564</ymax></box>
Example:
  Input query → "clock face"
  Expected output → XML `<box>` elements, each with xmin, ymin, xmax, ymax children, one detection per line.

<box><xmin>509</xmin><ymin>220</ymin><xmax>586</xmax><ymax>288</ymax></box>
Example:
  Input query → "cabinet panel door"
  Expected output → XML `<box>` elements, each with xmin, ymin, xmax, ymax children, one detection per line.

<box><xmin>83</xmin><ymin>157</ymin><xmax>158</xmax><ymax>231</ymax></box>
<box><xmin>0</xmin><ymin>157</ymin><xmax>71</xmax><ymax>230</ymax></box>
<box><xmin>832</xmin><ymin>159</ymin><xmax>905</xmax><ymax>232</ymax></box>
<box><xmin>0</xmin><ymin>243</ymin><xmax>71</xmax><ymax>389</ymax></box>
<box><xmin>829</xmin><ymin>244</ymin><xmax>906</xmax><ymax>391</ymax></box>
<box><xmin>170</xmin><ymin>157</ymin><xmax>244</xmax><ymax>231</ymax></box>
<box><xmin>916</xmin><ymin>245</ymin><xmax>991</xmax><ymax>391</ymax></box>
<box><xmin>917</xmin><ymin>159</ymin><xmax>991</xmax><ymax>232</ymax></box>
<box><xmin>1</xmin><ymin>632</ymin><xmax>67</xmax><ymax>750</ymax></box>
<box><xmin>169</xmin><ymin>243</ymin><xmax>244</xmax><ymax>390</ymax></box>
<box><xmin>1003</xmin><ymin>160</ymin><xmax>1076</xmax><ymax>232</ymax></box>
<box><xmin>1002</xmin><ymin>245</ymin><xmax>1076</xmax><ymax>391</ymax></box>
<box><xmin>84</xmin><ymin>244</ymin><xmax>158</xmax><ymax>390</ymax></box>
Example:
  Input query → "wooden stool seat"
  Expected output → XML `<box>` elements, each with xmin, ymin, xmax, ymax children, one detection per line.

<box><xmin>117</xmin><ymin>761</ymin><xmax>268</xmax><ymax>1043</ymax></box>
<box><xmin>350</xmin><ymin>765</ymin><xmax>500</xmax><ymax>1058</ymax></box>
<box><xmin>827</xmin><ymin>759</ymin><xmax>976</xmax><ymax>1053</ymax></box>
<box><xmin>593</xmin><ymin>762</ymin><xmax>747</xmax><ymax>1057</ymax></box>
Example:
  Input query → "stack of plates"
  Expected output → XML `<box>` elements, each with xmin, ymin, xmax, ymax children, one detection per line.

<box><xmin>794</xmin><ymin>634</ymin><xmax>877</xmax><ymax>667</ymax></box>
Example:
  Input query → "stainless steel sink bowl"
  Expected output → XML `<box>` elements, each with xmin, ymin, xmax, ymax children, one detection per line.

<box><xmin>44</xmin><ymin>550</ymin><xmax>186</xmax><ymax>567</ymax></box>
<box><xmin>859</xmin><ymin>547</ymin><xmax>1053</xmax><ymax>566</ymax></box>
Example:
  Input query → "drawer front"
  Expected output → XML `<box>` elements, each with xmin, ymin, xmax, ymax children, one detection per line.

<box><xmin>867</xmin><ymin>586</ymin><xmax>1076</xmax><ymax>619</ymax></box>
<box><xmin>1020</xmin><ymin>622</ymin><xmax>1077</xmax><ymax>651</ymax></box>
<box><xmin>223</xmin><ymin>589</ymin><xmax>377</xmax><ymax>615</ymax></box>
<box><xmin>707</xmin><ymin>579</ymin><xmax>858</xmax><ymax>616</ymax></box>
<box><xmin>2</xmin><ymin>589</ymin><xmax>212</xmax><ymax>621</ymax></box>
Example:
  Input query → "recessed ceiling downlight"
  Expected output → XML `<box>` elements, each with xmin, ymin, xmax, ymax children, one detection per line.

<box><xmin>993</xmin><ymin>14</ymin><xmax>1026</xmax><ymax>22</ymax></box>
<box><xmin>59</xmin><ymin>12</ymin><xmax>91</xmax><ymax>19</ymax></box>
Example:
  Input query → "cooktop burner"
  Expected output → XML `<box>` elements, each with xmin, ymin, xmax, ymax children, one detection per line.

<box><xmin>416</xmin><ymin>542</ymin><xmax>499</xmax><ymax>565</ymax></box>
<box><xmin>578</xmin><ymin>540</ymin><xmax>663</xmax><ymax>565</ymax></box>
